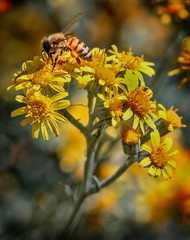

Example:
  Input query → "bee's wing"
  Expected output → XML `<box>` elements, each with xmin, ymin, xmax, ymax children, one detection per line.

<box><xmin>61</xmin><ymin>12</ymin><xmax>83</xmax><ymax>35</ymax></box>
<box><xmin>64</xmin><ymin>33</ymin><xmax>76</xmax><ymax>40</ymax></box>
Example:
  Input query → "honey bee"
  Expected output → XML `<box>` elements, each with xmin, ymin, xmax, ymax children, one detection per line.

<box><xmin>41</xmin><ymin>12</ymin><xmax>92</xmax><ymax>66</ymax></box>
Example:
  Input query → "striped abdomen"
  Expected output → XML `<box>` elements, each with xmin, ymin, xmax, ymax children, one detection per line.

<box><xmin>67</xmin><ymin>37</ymin><xmax>92</xmax><ymax>61</ymax></box>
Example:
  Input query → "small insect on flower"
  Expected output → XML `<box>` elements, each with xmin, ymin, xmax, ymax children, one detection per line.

<box><xmin>41</xmin><ymin>12</ymin><xmax>92</xmax><ymax>67</ymax></box>
<box><xmin>11</xmin><ymin>91</ymin><xmax>70</xmax><ymax>141</ymax></box>
<box><xmin>139</xmin><ymin>129</ymin><xmax>178</xmax><ymax>180</ymax></box>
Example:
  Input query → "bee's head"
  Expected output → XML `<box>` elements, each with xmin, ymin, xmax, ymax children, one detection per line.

<box><xmin>41</xmin><ymin>37</ymin><xmax>51</xmax><ymax>54</ymax></box>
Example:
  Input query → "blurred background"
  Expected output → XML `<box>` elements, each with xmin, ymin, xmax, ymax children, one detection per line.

<box><xmin>0</xmin><ymin>0</ymin><xmax>190</xmax><ymax>239</ymax></box>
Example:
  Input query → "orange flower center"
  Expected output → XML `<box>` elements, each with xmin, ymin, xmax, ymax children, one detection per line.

<box><xmin>127</xmin><ymin>86</ymin><xmax>155</xmax><ymax>118</ymax></box>
<box><xmin>27</xmin><ymin>97</ymin><xmax>51</xmax><ymax>121</ymax></box>
<box><xmin>151</xmin><ymin>145</ymin><xmax>168</xmax><ymax>168</ymax></box>
<box><xmin>96</xmin><ymin>67</ymin><xmax>116</xmax><ymax>86</ymax></box>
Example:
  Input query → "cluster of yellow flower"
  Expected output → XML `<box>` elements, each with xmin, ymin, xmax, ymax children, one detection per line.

<box><xmin>8</xmin><ymin>45</ymin><xmax>186</xmax><ymax>180</ymax></box>
<box><xmin>154</xmin><ymin>0</ymin><xmax>190</xmax><ymax>25</ymax></box>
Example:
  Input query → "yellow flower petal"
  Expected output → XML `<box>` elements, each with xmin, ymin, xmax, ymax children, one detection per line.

<box><xmin>11</xmin><ymin>107</ymin><xmax>27</xmax><ymax>117</ymax></box>
<box><xmin>168</xmin><ymin>159</ymin><xmax>176</xmax><ymax>168</ymax></box>
<box><xmin>141</xmin><ymin>143</ymin><xmax>152</xmax><ymax>153</ymax></box>
<box><xmin>53</xmin><ymin>100</ymin><xmax>70</xmax><ymax>110</ymax></box>
<box><xmin>15</xmin><ymin>95</ymin><xmax>26</xmax><ymax>103</ymax></box>
<box><xmin>162</xmin><ymin>169</ymin><xmax>170</xmax><ymax>180</ymax></box>
<box><xmin>148</xmin><ymin>165</ymin><xmax>157</xmax><ymax>177</ymax></box>
<box><xmin>155</xmin><ymin>168</ymin><xmax>161</xmax><ymax>177</ymax></box>
<box><xmin>123</xmin><ymin>108</ymin><xmax>133</xmax><ymax>120</ymax></box>
<box><xmin>133</xmin><ymin>115</ymin><xmax>139</xmax><ymax>129</ymax></box>
<box><xmin>163</xmin><ymin>137</ymin><xmax>172</xmax><ymax>151</ymax></box>
<box><xmin>150</xmin><ymin>129</ymin><xmax>160</xmax><ymax>148</ymax></box>
<box><xmin>168</xmin><ymin>150</ymin><xmax>178</xmax><ymax>156</ymax></box>
<box><xmin>164</xmin><ymin>165</ymin><xmax>173</xmax><ymax>178</ymax></box>
<box><xmin>20</xmin><ymin>117</ymin><xmax>33</xmax><ymax>126</ymax></box>
<box><xmin>51</xmin><ymin>112</ymin><xmax>68</xmax><ymax>123</ymax></box>
<box><xmin>51</xmin><ymin>92</ymin><xmax>68</xmax><ymax>103</ymax></box>
<box><xmin>41</xmin><ymin>121</ymin><xmax>49</xmax><ymax>141</ymax></box>
<box><xmin>144</xmin><ymin>116</ymin><xmax>156</xmax><ymax>130</ymax></box>
<box><xmin>47</xmin><ymin>117</ymin><xmax>59</xmax><ymax>137</ymax></box>
<box><xmin>140</xmin><ymin>120</ymin><xmax>145</xmax><ymax>135</ymax></box>
<box><xmin>139</xmin><ymin>157</ymin><xmax>151</xmax><ymax>167</ymax></box>
<box><xmin>32</xmin><ymin>122</ymin><xmax>40</xmax><ymax>139</ymax></box>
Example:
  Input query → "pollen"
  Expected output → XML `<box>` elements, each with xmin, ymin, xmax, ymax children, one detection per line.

<box><xmin>151</xmin><ymin>145</ymin><xmax>168</xmax><ymax>168</ymax></box>
<box><xmin>127</xmin><ymin>86</ymin><xmax>154</xmax><ymax>118</ymax></box>
<box><xmin>95</xmin><ymin>67</ymin><xmax>116</xmax><ymax>86</ymax></box>
<box><xmin>166</xmin><ymin>106</ymin><xmax>186</xmax><ymax>128</ymax></box>
<box><xmin>27</xmin><ymin>95</ymin><xmax>51</xmax><ymax>121</ymax></box>
<box><xmin>29</xmin><ymin>67</ymin><xmax>52</xmax><ymax>87</ymax></box>
<box><xmin>121</xmin><ymin>126</ymin><xmax>141</xmax><ymax>145</ymax></box>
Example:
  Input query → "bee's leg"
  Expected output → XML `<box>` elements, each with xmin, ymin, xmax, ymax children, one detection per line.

<box><xmin>51</xmin><ymin>49</ymin><xmax>62</xmax><ymax>71</ymax></box>
<box><xmin>70</xmin><ymin>51</ymin><xmax>83</xmax><ymax>66</ymax></box>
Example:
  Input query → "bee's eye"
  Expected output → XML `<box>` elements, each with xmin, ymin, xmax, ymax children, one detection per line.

<box><xmin>43</xmin><ymin>41</ymin><xmax>51</xmax><ymax>53</ymax></box>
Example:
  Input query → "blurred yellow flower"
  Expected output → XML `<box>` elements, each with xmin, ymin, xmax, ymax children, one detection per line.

<box><xmin>109</xmin><ymin>45</ymin><xmax>155</xmax><ymax>84</ymax></box>
<box><xmin>139</xmin><ymin>129</ymin><xmax>178</xmax><ymax>180</ymax></box>
<box><xmin>168</xmin><ymin>36</ymin><xmax>190</xmax><ymax>89</ymax></box>
<box><xmin>8</xmin><ymin>54</ymin><xmax>71</xmax><ymax>94</ymax></box>
<box><xmin>11</xmin><ymin>91</ymin><xmax>70</xmax><ymax>141</ymax></box>
<box><xmin>158</xmin><ymin>104</ymin><xmax>186</xmax><ymax>131</ymax></box>
<box><xmin>156</xmin><ymin>0</ymin><xmax>189</xmax><ymax>25</ymax></box>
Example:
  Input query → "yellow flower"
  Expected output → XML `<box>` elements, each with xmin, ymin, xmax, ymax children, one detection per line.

<box><xmin>96</xmin><ymin>93</ymin><xmax>127</xmax><ymax>128</ymax></box>
<box><xmin>168</xmin><ymin>36</ymin><xmax>190</xmax><ymax>89</ymax></box>
<box><xmin>121</xmin><ymin>125</ymin><xmax>141</xmax><ymax>146</ymax></box>
<box><xmin>11</xmin><ymin>91</ymin><xmax>70</xmax><ymax>141</ymax></box>
<box><xmin>8</xmin><ymin>54</ymin><xmax>71</xmax><ymax>94</ymax></box>
<box><xmin>122</xmin><ymin>75</ymin><xmax>158</xmax><ymax>135</ymax></box>
<box><xmin>139</xmin><ymin>129</ymin><xmax>178</xmax><ymax>180</ymax></box>
<box><xmin>158</xmin><ymin>104</ymin><xmax>186</xmax><ymax>131</ymax></box>
<box><xmin>109</xmin><ymin>45</ymin><xmax>155</xmax><ymax>84</ymax></box>
<box><xmin>76</xmin><ymin>48</ymin><xmax>123</xmax><ymax>96</ymax></box>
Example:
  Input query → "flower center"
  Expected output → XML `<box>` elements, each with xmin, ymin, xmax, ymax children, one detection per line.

<box><xmin>96</xmin><ymin>67</ymin><xmax>116</xmax><ymax>86</ymax></box>
<box><xmin>30</xmin><ymin>66</ymin><xmax>52</xmax><ymax>87</ymax></box>
<box><xmin>127</xmin><ymin>86</ymin><xmax>155</xmax><ymax>118</ymax></box>
<box><xmin>151</xmin><ymin>145</ymin><xmax>168</xmax><ymax>168</ymax></box>
<box><xmin>27</xmin><ymin>96</ymin><xmax>52</xmax><ymax>121</ymax></box>
<box><xmin>166</xmin><ymin>108</ymin><xmax>182</xmax><ymax>128</ymax></box>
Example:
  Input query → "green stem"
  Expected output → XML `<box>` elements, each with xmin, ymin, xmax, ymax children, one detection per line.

<box><xmin>57</xmin><ymin>192</ymin><xmax>87</xmax><ymax>240</ymax></box>
<box><xmin>90</xmin><ymin>155</ymin><xmax>136</xmax><ymax>194</ymax></box>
